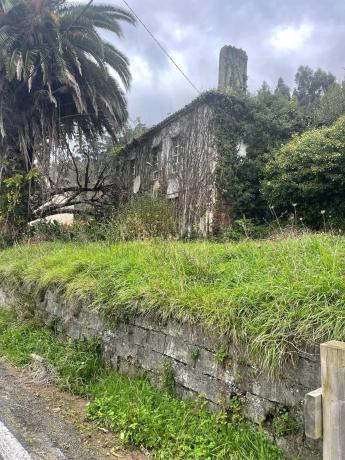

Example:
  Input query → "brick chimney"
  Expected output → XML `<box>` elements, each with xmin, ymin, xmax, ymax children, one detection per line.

<box><xmin>218</xmin><ymin>45</ymin><xmax>248</xmax><ymax>94</ymax></box>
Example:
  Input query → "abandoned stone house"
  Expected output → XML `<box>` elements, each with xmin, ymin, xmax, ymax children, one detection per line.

<box><xmin>115</xmin><ymin>45</ymin><xmax>248</xmax><ymax>236</ymax></box>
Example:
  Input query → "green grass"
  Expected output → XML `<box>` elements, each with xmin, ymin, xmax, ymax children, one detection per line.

<box><xmin>1</xmin><ymin>233</ymin><xmax>345</xmax><ymax>371</ymax></box>
<box><xmin>0</xmin><ymin>309</ymin><xmax>283</xmax><ymax>459</ymax></box>
<box><xmin>0</xmin><ymin>309</ymin><xmax>102</xmax><ymax>394</ymax></box>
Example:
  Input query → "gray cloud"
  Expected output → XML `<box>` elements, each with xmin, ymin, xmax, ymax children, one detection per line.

<box><xmin>107</xmin><ymin>0</ymin><xmax>345</xmax><ymax>125</ymax></box>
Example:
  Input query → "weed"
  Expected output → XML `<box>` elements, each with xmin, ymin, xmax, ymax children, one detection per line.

<box><xmin>215</xmin><ymin>347</ymin><xmax>229</xmax><ymax>364</ymax></box>
<box><xmin>106</xmin><ymin>194</ymin><xmax>178</xmax><ymax>241</ymax></box>
<box><xmin>228</xmin><ymin>394</ymin><xmax>246</xmax><ymax>425</ymax></box>
<box><xmin>272</xmin><ymin>409</ymin><xmax>300</xmax><ymax>438</ymax></box>
<box><xmin>191</xmin><ymin>348</ymin><xmax>200</xmax><ymax>363</ymax></box>
<box><xmin>159</xmin><ymin>360</ymin><xmax>176</xmax><ymax>395</ymax></box>
<box><xmin>0</xmin><ymin>309</ymin><xmax>103</xmax><ymax>394</ymax></box>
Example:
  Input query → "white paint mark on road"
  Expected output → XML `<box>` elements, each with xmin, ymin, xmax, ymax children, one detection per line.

<box><xmin>0</xmin><ymin>420</ymin><xmax>31</xmax><ymax>460</ymax></box>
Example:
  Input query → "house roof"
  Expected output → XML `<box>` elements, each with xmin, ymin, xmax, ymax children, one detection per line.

<box><xmin>121</xmin><ymin>90</ymin><xmax>232</xmax><ymax>152</ymax></box>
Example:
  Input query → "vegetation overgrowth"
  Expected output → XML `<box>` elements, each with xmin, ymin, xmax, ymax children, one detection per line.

<box><xmin>1</xmin><ymin>233</ymin><xmax>344</xmax><ymax>372</ymax></box>
<box><xmin>0</xmin><ymin>308</ymin><xmax>283</xmax><ymax>459</ymax></box>
<box><xmin>263</xmin><ymin>115</ymin><xmax>345</xmax><ymax>227</ymax></box>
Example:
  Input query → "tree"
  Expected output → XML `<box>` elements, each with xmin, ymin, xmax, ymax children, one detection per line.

<box><xmin>119</xmin><ymin>117</ymin><xmax>148</xmax><ymax>146</ymax></box>
<box><xmin>274</xmin><ymin>77</ymin><xmax>290</xmax><ymax>100</ymax></box>
<box><xmin>262</xmin><ymin>116</ymin><xmax>345</xmax><ymax>227</ymax></box>
<box><xmin>314</xmin><ymin>81</ymin><xmax>345</xmax><ymax>126</ymax></box>
<box><xmin>0</xmin><ymin>0</ymin><xmax>135</xmax><ymax>219</ymax></box>
<box><xmin>293</xmin><ymin>65</ymin><xmax>336</xmax><ymax>113</ymax></box>
<box><xmin>217</xmin><ymin>86</ymin><xmax>305</xmax><ymax>220</ymax></box>
<box><xmin>35</xmin><ymin>135</ymin><xmax>119</xmax><ymax>219</ymax></box>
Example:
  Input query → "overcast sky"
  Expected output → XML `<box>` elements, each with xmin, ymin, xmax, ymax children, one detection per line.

<box><xmin>110</xmin><ymin>0</ymin><xmax>345</xmax><ymax>126</ymax></box>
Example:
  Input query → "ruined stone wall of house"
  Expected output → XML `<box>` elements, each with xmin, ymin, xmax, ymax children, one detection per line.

<box><xmin>116</xmin><ymin>102</ymin><xmax>218</xmax><ymax>236</ymax></box>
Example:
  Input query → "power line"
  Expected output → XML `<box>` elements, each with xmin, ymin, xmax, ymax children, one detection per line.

<box><xmin>61</xmin><ymin>0</ymin><xmax>94</xmax><ymax>37</ymax></box>
<box><xmin>121</xmin><ymin>0</ymin><xmax>200</xmax><ymax>95</ymax></box>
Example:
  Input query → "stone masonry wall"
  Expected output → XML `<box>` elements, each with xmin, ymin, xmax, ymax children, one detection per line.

<box><xmin>0</xmin><ymin>286</ymin><xmax>322</xmax><ymax>459</ymax></box>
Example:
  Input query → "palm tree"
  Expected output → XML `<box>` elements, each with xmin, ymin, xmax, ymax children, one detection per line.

<box><xmin>0</xmin><ymin>0</ymin><xmax>135</xmax><ymax>168</ymax></box>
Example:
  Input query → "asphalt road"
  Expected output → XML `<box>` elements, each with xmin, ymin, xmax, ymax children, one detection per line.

<box><xmin>0</xmin><ymin>359</ymin><xmax>100</xmax><ymax>460</ymax></box>
<box><xmin>0</xmin><ymin>418</ymin><xmax>33</xmax><ymax>460</ymax></box>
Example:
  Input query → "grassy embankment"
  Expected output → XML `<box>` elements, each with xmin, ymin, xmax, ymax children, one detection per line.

<box><xmin>0</xmin><ymin>233</ymin><xmax>344</xmax><ymax>371</ymax></box>
<box><xmin>0</xmin><ymin>309</ymin><xmax>283</xmax><ymax>459</ymax></box>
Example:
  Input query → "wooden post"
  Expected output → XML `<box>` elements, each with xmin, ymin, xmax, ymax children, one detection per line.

<box><xmin>304</xmin><ymin>387</ymin><xmax>322</xmax><ymax>439</ymax></box>
<box><xmin>321</xmin><ymin>341</ymin><xmax>345</xmax><ymax>460</ymax></box>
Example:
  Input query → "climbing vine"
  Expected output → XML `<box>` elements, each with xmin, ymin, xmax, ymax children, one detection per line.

<box><xmin>213</xmin><ymin>93</ymin><xmax>254</xmax><ymax>221</ymax></box>
<box><xmin>213</xmin><ymin>90</ymin><xmax>306</xmax><ymax>223</ymax></box>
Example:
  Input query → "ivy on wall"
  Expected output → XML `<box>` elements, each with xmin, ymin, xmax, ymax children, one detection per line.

<box><xmin>213</xmin><ymin>90</ymin><xmax>306</xmax><ymax>223</ymax></box>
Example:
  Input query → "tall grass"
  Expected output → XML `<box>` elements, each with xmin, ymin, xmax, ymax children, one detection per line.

<box><xmin>1</xmin><ymin>234</ymin><xmax>344</xmax><ymax>371</ymax></box>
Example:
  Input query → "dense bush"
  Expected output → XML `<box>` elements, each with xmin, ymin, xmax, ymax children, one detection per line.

<box><xmin>0</xmin><ymin>195</ymin><xmax>178</xmax><ymax>247</ymax></box>
<box><xmin>106</xmin><ymin>194</ymin><xmax>178</xmax><ymax>241</ymax></box>
<box><xmin>24</xmin><ymin>219</ymin><xmax>107</xmax><ymax>243</ymax></box>
<box><xmin>263</xmin><ymin>115</ymin><xmax>345</xmax><ymax>228</ymax></box>
<box><xmin>0</xmin><ymin>222</ymin><xmax>20</xmax><ymax>249</ymax></box>
<box><xmin>216</xmin><ymin>218</ymin><xmax>269</xmax><ymax>241</ymax></box>
<box><xmin>215</xmin><ymin>88</ymin><xmax>306</xmax><ymax>222</ymax></box>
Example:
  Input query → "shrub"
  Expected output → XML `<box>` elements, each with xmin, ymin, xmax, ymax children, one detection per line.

<box><xmin>87</xmin><ymin>376</ymin><xmax>283</xmax><ymax>459</ymax></box>
<box><xmin>0</xmin><ymin>222</ymin><xmax>21</xmax><ymax>248</ymax></box>
<box><xmin>2</xmin><ymin>194</ymin><xmax>178</xmax><ymax>246</ymax></box>
<box><xmin>271</xmin><ymin>409</ymin><xmax>300</xmax><ymax>438</ymax></box>
<box><xmin>217</xmin><ymin>218</ymin><xmax>269</xmax><ymax>241</ymax></box>
<box><xmin>262</xmin><ymin>115</ymin><xmax>345</xmax><ymax>228</ymax></box>
<box><xmin>23</xmin><ymin>219</ymin><xmax>107</xmax><ymax>244</ymax></box>
<box><xmin>24</xmin><ymin>220</ymin><xmax>72</xmax><ymax>242</ymax></box>
<box><xmin>106</xmin><ymin>194</ymin><xmax>178</xmax><ymax>241</ymax></box>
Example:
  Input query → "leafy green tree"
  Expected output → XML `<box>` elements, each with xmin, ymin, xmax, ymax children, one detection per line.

<box><xmin>218</xmin><ymin>86</ymin><xmax>305</xmax><ymax>220</ymax></box>
<box><xmin>119</xmin><ymin>117</ymin><xmax>148</xmax><ymax>146</ymax></box>
<box><xmin>262</xmin><ymin>116</ymin><xmax>345</xmax><ymax>227</ymax></box>
<box><xmin>314</xmin><ymin>82</ymin><xmax>345</xmax><ymax>126</ymax></box>
<box><xmin>218</xmin><ymin>66</ymin><xmax>337</xmax><ymax>223</ymax></box>
<box><xmin>274</xmin><ymin>77</ymin><xmax>290</xmax><ymax>100</ymax></box>
<box><xmin>293</xmin><ymin>65</ymin><xmax>336</xmax><ymax>113</ymax></box>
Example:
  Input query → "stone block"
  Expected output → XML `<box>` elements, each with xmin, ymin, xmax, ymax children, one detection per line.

<box><xmin>131</xmin><ymin>316</ymin><xmax>167</xmax><ymax>333</ymax></box>
<box><xmin>136</xmin><ymin>346</ymin><xmax>165</xmax><ymax>372</ymax></box>
<box><xmin>118</xmin><ymin>356</ymin><xmax>141</xmax><ymax>377</ymax></box>
<box><xmin>173</xmin><ymin>362</ymin><xmax>228</xmax><ymax>404</ymax></box>
<box><xmin>166</xmin><ymin>321</ymin><xmax>216</xmax><ymax>351</ymax></box>
<box><xmin>243</xmin><ymin>393</ymin><xmax>275</xmax><ymax>424</ymax></box>
<box><xmin>131</xmin><ymin>325</ymin><xmax>149</xmax><ymax>347</ymax></box>
<box><xmin>237</xmin><ymin>365</ymin><xmax>303</xmax><ymax>406</ymax></box>
<box><xmin>276</xmin><ymin>433</ymin><xmax>305</xmax><ymax>460</ymax></box>
<box><xmin>195</xmin><ymin>349</ymin><xmax>218</xmax><ymax>377</ymax></box>
<box><xmin>295</xmin><ymin>357</ymin><xmax>320</xmax><ymax>390</ymax></box>
<box><xmin>164</xmin><ymin>335</ymin><xmax>193</xmax><ymax>365</ymax></box>
<box><xmin>148</xmin><ymin>330</ymin><xmax>166</xmax><ymax>354</ymax></box>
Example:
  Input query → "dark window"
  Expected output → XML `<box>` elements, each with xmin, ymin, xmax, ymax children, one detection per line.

<box><xmin>130</xmin><ymin>158</ymin><xmax>136</xmax><ymax>178</ymax></box>
<box><xmin>171</xmin><ymin>136</ymin><xmax>182</xmax><ymax>174</ymax></box>
<box><xmin>152</xmin><ymin>145</ymin><xmax>161</xmax><ymax>180</ymax></box>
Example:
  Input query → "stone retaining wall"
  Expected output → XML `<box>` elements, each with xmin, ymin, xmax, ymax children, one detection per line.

<box><xmin>0</xmin><ymin>286</ymin><xmax>322</xmax><ymax>459</ymax></box>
